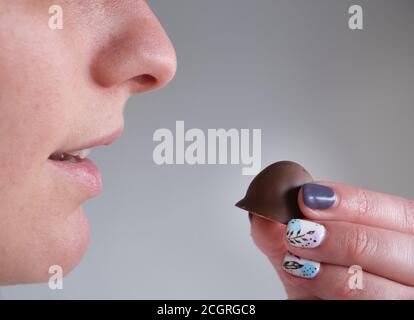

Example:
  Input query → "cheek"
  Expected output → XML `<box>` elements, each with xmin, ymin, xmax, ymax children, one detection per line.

<box><xmin>0</xmin><ymin>49</ymin><xmax>73</xmax><ymax>284</ymax></box>
<box><xmin>0</xmin><ymin>22</ymin><xmax>70</xmax><ymax>187</ymax></box>
<box><xmin>0</xmin><ymin>16</ymin><xmax>82</xmax><ymax>284</ymax></box>
<box><xmin>0</xmin><ymin>4</ymin><xmax>100</xmax><ymax>285</ymax></box>
<box><xmin>0</xmin><ymin>207</ymin><xmax>90</xmax><ymax>285</ymax></box>
<box><xmin>0</xmin><ymin>13</ymin><xmax>74</xmax><ymax>285</ymax></box>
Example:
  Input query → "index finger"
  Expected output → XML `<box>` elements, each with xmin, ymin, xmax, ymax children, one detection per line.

<box><xmin>298</xmin><ymin>182</ymin><xmax>414</xmax><ymax>234</ymax></box>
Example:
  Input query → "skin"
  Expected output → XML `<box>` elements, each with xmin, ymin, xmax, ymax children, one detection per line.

<box><xmin>0</xmin><ymin>0</ymin><xmax>176</xmax><ymax>284</ymax></box>
<box><xmin>251</xmin><ymin>183</ymin><xmax>414</xmax><ymax>299</ymax></box>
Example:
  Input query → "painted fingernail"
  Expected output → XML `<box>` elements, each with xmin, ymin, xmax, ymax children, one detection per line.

<box><xmin>282</xmin><ymin>252</ymin><xmax>320</xmax><ymax>279</ymax></box>
<box><xmin>303</xmin><ymin>183</ymin><xmax>336</xmax><ymax>209</ymax></box>
<box><xmin>286</xmin><ymin>219</ymin><xmax>326</xmax><ymax>248</ymax></box>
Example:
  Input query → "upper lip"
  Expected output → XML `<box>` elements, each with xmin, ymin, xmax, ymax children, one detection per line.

<box><xmin>53</xmin><ymin>127</ymin><xmax>124</xmax><ymax>155</ymax></box>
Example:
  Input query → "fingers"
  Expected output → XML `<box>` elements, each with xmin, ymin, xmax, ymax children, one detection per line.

<box><xmin>250</xmin><ymin>215</ymin><xmax>319</xmax><ymax>299</ymax></box>
<box><xmin>250</xmin><ymin>181</ymin><xmax>414</xmax><ymax>299</ymax></box>
<box><xmin>251</xmin><ymin>214</ymin><xmax>414</xmax><ymax>299</ymax></box>
<box><xmin>284</xmin><ymin>219</ymin><xmax>414</xmax><ymax>286</ymax></box>
<box><xmin>298</xmin><ymin>182</ymin><xmax>414</xmax><ymax>234</ymax></box>
<box><xmin>250</xmin><ymin>214</ymin><xmax>286</xmax><ymax>260</ymax></box>
<box><xmin>281</xmin><ymin>257</ymin><xmax>414</xmax><ymax>300</ymax></box>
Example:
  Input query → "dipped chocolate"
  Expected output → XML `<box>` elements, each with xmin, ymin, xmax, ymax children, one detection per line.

<box><xmin>235</xmin><ymin>161</ymin><xmax>313</xmax><ymax>224</ymax></box>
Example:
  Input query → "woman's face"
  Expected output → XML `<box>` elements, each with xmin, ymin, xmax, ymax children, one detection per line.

<box><xmin>0</xmin><ymin>0</ymin><xmax>176</xmax><ymax>284</ymax></box>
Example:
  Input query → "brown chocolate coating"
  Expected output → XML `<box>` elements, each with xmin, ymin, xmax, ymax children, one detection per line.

<box><xmin>235</xmin><ymin>161</ymin><xmax>313</xmax><ymax>224</ymax></box>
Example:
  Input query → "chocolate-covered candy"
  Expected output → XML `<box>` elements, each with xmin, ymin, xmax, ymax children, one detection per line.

<box><xmin>235</xmin><ymin>161</ymin><xmax>313</xmax><ymax>224</ymax></box>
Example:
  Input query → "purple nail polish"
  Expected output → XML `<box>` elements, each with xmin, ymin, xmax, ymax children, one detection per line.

<box><xmin>302</xmin><ymin>183</ymin><xmax>336</xmax><ymax>209</ymax></box>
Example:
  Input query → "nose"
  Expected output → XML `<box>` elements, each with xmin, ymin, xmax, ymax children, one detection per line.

<box><xmin>92</xmin><ymin>1</ymin><xmax>177</xmax><ymax>94</ymax></box>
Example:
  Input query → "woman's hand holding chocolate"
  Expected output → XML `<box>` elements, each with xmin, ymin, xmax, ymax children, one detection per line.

<box><xmin>237</xmin><ymin>161</ymin><xmax>414</xmax><ymax>299</ymax></box>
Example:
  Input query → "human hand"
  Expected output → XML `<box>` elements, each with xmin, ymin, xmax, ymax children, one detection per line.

<box><xmin>250</xmin><ymin>183</ymin><xmax>414</xmax><ymax>299</ymax></box>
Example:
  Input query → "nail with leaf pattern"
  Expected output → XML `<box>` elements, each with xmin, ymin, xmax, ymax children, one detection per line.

<box><xmin>286</xmin><ymin>219</ymin><xmax>326</xmax><ymax>249</ymax></box>
<box><xmin>282</xmin><ymin>252</ymin><xmax>320</xmax><ymax>279</ymax></box>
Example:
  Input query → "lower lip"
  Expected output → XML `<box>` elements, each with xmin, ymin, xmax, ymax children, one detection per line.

<box><xmin>48</xmin><ymin>158</ymin><xmax>102</xmax><ymax>197</ymax></box>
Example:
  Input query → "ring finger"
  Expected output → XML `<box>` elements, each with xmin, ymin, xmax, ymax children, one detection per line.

<box><xmin>282</xmin><ymin>256</ymin><xmax>414</xmax><ymax>300</ymax></box>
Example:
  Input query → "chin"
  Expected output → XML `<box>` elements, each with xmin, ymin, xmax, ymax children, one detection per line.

<box><xmin>49</xmin><ymin>206</ymin><xmax>91</xmax><ymax>278</ymax></box>
<box><xmin>1</xmin><ymin>206</ymin><xmax>91</xmax><ymax>285</ymax></box>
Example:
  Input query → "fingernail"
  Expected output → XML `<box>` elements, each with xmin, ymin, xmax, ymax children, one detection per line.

<box><xmin>286</xmin><ymin>219</ymin><xmax>326</xmax><ymax>248</ymax></box>
<box><xmin>282</xmin><ymin>252</ymin><xmax>320</xmax><ymax>279</ymax></box>
<box><xmin>303</xmin><ymin>183</ymin><xmax>336</xmax><ymax>209</ymax></box>
<box><xmin>248</xmin><ymin>213</ymin><xmax>253</xmax><ymax>224</ymax></box>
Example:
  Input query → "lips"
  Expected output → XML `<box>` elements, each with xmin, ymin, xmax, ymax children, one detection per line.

<box><xmin>47</xmin><ymin>128</ymin><xmax>123</xmax><ymax>198</ymax></box>
<box><xmin>48</xmin><ymin>156</ymin><xmax>102</xmax><ymax>197</ymax></box>
<box><xmin>49</xmin><ymin>148</ymin><xmax>91</xmax><ymax>162</ymax></box>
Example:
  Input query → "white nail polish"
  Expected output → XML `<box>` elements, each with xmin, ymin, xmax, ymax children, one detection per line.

<box><xmin>282</xmin><ymin>252</ymin><xmax>320</xmax><ymax>279</ymax></box>
<box><xmin>286</xmin><ymin>219</ymin><xmax>326</xmax><ymax>248</ymax></box>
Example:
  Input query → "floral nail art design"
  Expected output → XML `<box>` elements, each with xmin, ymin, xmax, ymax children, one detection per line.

<box><xmin>282</xmin><ymin>252</ymin><xmax>320</xmax><ymax>279</ymax></box>
<box><xmin>286</xmin><ymin>219</ymin><xmax>326</xmax><ymax>248</ymax></box>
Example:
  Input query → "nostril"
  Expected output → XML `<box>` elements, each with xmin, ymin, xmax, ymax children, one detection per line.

<box><xmin>131</xmin><ymin>74</ymin><xmax>158</xmax><ymax>90</ymax></box>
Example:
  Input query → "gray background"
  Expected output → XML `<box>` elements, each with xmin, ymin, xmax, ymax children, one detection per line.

<box><xmin>1</xmin><ymin>0</ymin><xmax>414</xmax><ymax>299</ymax></box>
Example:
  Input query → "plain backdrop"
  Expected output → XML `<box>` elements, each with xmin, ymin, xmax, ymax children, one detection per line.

<box><xmin>1</xmin><ymin>0</ymin><xmax>414</xmax><ymax>299</ymax></box>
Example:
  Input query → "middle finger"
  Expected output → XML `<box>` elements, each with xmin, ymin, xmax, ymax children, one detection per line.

<box><xmin>284</xmin><ymin>219</ymin><xmax>414</xmax><ymax>286</ymax></box>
